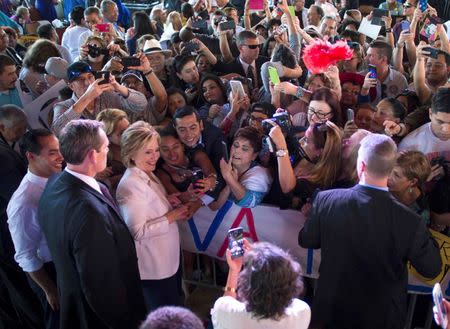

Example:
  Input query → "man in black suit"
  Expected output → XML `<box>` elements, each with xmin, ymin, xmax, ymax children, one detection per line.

<box><xmin>38</xmin><ymin>119</ymin><xmax>147</xmax><ymax>329</ymax></box>
<box><xmin>0</xmin><ymin>105</ymin><xmax>45</xmax><ymax>329</ymax></box>
<box><xmin>299</xmin><ymin>133</ymin><xmax>442</xmax><ymax>329</ymax></box>
<box><xmin>214</xmin><ymin>30</ymin><xmax>269</xmax><ymax>90</ymax></box>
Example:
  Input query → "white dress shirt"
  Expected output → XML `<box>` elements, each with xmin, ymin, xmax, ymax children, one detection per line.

<box><xmin>7</xmin><ymin>171</ymin><xmax>52</xmax><ymax>272</ymax></box>
<box><xmin>65</xmin><ymin>168</ymin><xmax>102</xmax><ymax>194</ymax></box>
<box><xmin>61</xmin><ymin>25</ymin><xmax>90</xmax><ymax>62</ymax></box>
<box><xmin>116</xmin><ymin>166</ymin><xmax>180</xmax><ymax>280</ymax></box>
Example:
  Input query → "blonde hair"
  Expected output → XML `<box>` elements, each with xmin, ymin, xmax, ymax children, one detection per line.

<box><xmin>84</xmin><ymin>35</ymin><xmax>107</xmax><ymax>48</ymax></box>
<box><xmin>396</xmin><ymin>150</ymin><xmax>431</xmax><ymax>191</ymax></box>
<box><xmin>121</xmin><ymin>121</ymin><xmax>160</xmax><ymax>168</ymax></box>
<box><xmin>16</xmin><ymin>6</ymin><xmax>29</xmax><ymax>18</ymax></box>
<box><xmin>96</xmin><ymin>108</ymin><xmax>128</xmax><ymax>136</ymax></box>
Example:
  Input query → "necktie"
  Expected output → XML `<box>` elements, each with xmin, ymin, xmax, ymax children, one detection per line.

<box><xmin>99</xmin><ymin>183</ymin><xmax>121</xmax><ymax>214</ymax></box>
<box><xmin>247</xmin><ymin>64</ymin><xmax>258</xmax><ymax>90</ymax></box>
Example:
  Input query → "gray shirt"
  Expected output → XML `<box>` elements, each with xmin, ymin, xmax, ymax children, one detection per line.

<box><xmin>52</xmin><ymin>88</ymin><xmax>147</xmax><ymax>134</ymax></box>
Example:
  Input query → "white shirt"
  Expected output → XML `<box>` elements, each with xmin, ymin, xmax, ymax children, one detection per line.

<box><xmin>78</xmin><ymin>30</ymin><xmax>93</xmax><ymax>48</ymax></box>
<box><xmin>7</xmin><ymin>171</ymin><xmax>52</xmax><ymax>272</ymax></box>
<box><xmin>65</xmin><ymin>168</ymin><xmax>102</xmax><ymax>194</ymax></box>
<box><xmin>56</xmin><ymin>44</ymin><xmax>73</xmax><ymax>64</ymax></box>
<box><xmin>61</xmin><ymin>25</ymin><xmax>90</xmax><ymax>62</ymax></box>
<box><xmin>116</xmin><ymin>166</ymin><xmax>180</xmax><ymax>280</ymax></box>
<box><xmin>211</xmin><ymin>296</ymin><xmax>311</xmax><ymax>329</ymax></box>
<box><xmin>398</xmin><ymin>122</ymin><xmax>450</xmax><ymax>159</ymax></box>
<box><xmin>239</xmin><ymin>57</ymin><xmax>256</xmax><ymax>77</ymax></box>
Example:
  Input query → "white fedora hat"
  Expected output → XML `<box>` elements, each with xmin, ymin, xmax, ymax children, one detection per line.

<box><xmin>143</xmin><ymin>39</ymin><xmax>172</xmax><ymax>57</ymax></box>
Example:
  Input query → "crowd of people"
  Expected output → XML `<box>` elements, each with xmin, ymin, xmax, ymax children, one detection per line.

<box><xmin>1</xmin><ymin>0</ymin><xmax>450</xmax><ymax>328</ymax></box>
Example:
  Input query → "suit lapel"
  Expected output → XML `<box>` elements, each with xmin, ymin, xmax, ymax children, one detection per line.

<box><xmin>60</xmin><ymin>172</ymin><xmax>124</xmax><ymax>221</ymax></box>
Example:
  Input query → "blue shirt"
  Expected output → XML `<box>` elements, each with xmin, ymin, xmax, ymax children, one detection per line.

<box><xmin>0</xmin><ymin>88</ymin><xmax>23</xmax><ymax>107</ymax></box>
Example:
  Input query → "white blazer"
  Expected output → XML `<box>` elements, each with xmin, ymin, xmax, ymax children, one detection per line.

<box><xmin>116</xmin><ymin>166</ymin><xmax>180</xmax><ymax>280</ymax></box>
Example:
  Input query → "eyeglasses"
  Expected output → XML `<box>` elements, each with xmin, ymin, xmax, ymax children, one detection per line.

<box><xmin>68</xmin><ymin>65</ymin><xmax>93</xmax><ymax>82</ymax></box>
<box><xmin>244</xmin><ymin>44</ymin><xmax>260</xmax><ymax>49</ymax></box>
<box><xmin>307</xmin><ymin>106</ymin><xmax>332</xmax><ymax>121</ymax></box>
<box><xmin>403</xmin><ymin>3</ymin><xmax>415</xmax><ymax>8</ymax></box>
<box><xmin>347</xmin><ymin>41</ymin><xmax>360</xmax><ymax>50</ymax></box>
<box><xmin>342</xmin><ymin>88</ymin><xmax>360</xmax><ymax>96</ymax></box>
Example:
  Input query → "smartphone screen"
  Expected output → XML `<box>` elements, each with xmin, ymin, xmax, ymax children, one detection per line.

<box><xmin>228</xmin><ymin>227</ymin><xmax>244</xmax><ymax>259</ymax></box>
<box><xmin>419</xmin><ymin>0</ymin><xmax>428</xmax><ymax>12</ymax></box>
<box><xmin>221</xmin><ymin>140</ymin><xmax>229</xmax><ymax>162</ymax></box>
<box><xmin>433</xmin><ymin>283</ymin><xmax>448</xmax><ymax>328</ymax></box>
<box><xmin>401</xmin><ymin>20</ymin><xmax>410</xmax><ymax>31</ymax></box>
<box><xmin>268</xmin><ymin>66</ymin><xmax>280</xmax><ymax>85</ymax></box>
<box><xmin>368</xmin><ymin>65</ymin><xmax>377</xmax><ymax>79</ymax></box>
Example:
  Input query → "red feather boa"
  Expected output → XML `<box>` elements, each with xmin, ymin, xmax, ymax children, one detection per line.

<box><xmin>302</xmin><ymin>39</ymin><xmax>353</xmax><ymax>74</ymax></box>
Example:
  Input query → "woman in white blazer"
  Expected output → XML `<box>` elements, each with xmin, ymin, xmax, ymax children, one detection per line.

<box><xmin>116</xmin><ymin>121</ymin><xmax>189</xmax><ymax>311</ymax></box>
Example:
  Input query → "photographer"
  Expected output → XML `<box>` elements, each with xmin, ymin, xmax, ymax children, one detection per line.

<box><xmin>122</xmin><ymin>53</ymin><xmax>168</xmax><ymax>126</ymax></box>
<box><xmin>52</xmin><ymin>61</ymin><xmax>147</xmax><ymax>134</ymax></box>
<box><xmin>79</xmin><ymin>35</ymin><xmax>128</xmax><ymax>72</ymax></box>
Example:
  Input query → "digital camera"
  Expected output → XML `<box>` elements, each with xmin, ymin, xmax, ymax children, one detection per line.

<box><xmin>88</xmin><ymin>44</ymin><xmax>109</xmax><ymax>58</ymax></box>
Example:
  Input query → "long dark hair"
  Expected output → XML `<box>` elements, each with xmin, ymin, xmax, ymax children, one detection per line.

<box><xmin>133</xmin><ymin>11</ymin><xmax>156</xmax><ymax>38</ymax></box>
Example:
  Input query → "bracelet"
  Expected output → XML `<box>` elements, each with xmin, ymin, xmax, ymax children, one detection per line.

<box><xmin>385</xmin><ymin>28</ymin><xmax>392</xmax><ymax>33</ymax></box>
<box><xmin>223</xmin><ymin>286</ymin><xmax>237</xmax><ymax>293</ymax></box>
<box><xmin>295</xmin><ymin>86</ymin><xmax>304</xmax><ymax>99</ymax></box>
<box><xmin>398</xmin><ymin>123</ymin><xmax>406</xmax><ymax>136</ymax></box>
<box><xmin>144</xmin><ymin>69</ymin><xmax>153</xmax><ymax>76</ymax></box>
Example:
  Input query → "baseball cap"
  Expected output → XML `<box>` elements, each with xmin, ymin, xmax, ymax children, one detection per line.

<box><xmin>45</xmin><ymin>57</ymin><xmax>69</xmax><ymax>80</ymax></box>
<box><xmin>67</xmin><ymin>61</ymin><xmax>93</xmax><ymax>82</ymax></box>
<box><xmin>121</xmin><ymin>70</ymin><xmax>143</xmax><ymax>83</ymax></box>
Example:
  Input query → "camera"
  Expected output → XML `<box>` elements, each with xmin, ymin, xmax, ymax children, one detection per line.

<box><xmin>262</xmin><ymin>112</ymin><xmax>291</xmax><ymax>135</ymax></box>
<box><xmin>88</xmin><ymin>44</ymin><xmax>109</xmax><ymax>58</ymax></box>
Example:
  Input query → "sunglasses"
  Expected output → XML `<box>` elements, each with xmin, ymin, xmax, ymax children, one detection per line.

<box><xmin>347</xmin><ymin>41</ymin><xmax>360</xmax><ymax>50</ymax></box>
<box><xmin>68</xmin><ymin>65</ymin><xmax>93</xmax><ymax>82</ymax></box>
<box><xmin>403</xmin><ymin>3</ymin><xmax>414</xmax><ymax>8</ymax></box>
<box><xmin>244</xmin><ymin>44</ymin><xmax>260</xmax><ymax>49</ymax></box>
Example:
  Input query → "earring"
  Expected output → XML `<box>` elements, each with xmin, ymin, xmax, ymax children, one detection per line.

<box><xmin>408</xmin><ymin>187</ymin><xmax>413</xmax><ymax>194</ymax></box>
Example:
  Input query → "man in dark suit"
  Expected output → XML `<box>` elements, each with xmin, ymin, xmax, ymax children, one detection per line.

<box><xmin>0</xmin><ymin>105</ymin><xmax>45</xmax><ymax>329</ymax></box>
<box><xmin>214</xmin><ymin>30</ymin><xmax>269</xmax><ymax>90</ymax></box>
<box><xmin>299</xmin><ymin>133</ymin><xmax>442</xmax><ymax>329</ymax></box>
<box><xmin>38</xmin><ymin>119</ymin><xmax>147</xmax><ymax>329</ymax></box>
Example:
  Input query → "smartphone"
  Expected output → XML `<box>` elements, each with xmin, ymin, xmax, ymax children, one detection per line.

<box><xmin>419</xmin><ymin>0</ymin><xmax>428</xmax><ymax>12</ymax></box>
<box><xmin>191</xmin><ymin>168</ymin><xmax>204</xmax><ymax>185</ymax></box>
<box><xmin>347</xmin><ymin>108</ymin><xmax>354</xmax><ymax>122</ymax></box>
<box><xmin>219</xmin><ymin>20</ymin><xmax>236</xmax><ymax>31</ymax></box>
<box><xmin>230</xmin><ymin>80</ymin><xmax>245</xmax><ymax>99</ymax></box>
<box><xmin>368</xmin><ymin>64</ymin><xmax>377</xmax><ymax>79</ymax></box>
<box><xmin>228</xmin><ymin>227</ymin><xmax>245</xmax><ymax>259</ymax></box>
<box><xmin>95</xmin><ymin>23</ymin><xmax>110</xmax><ymax>33</ymax></box>
<box><xmin>221</xmin><ymin>140</ymin><xmax>229</xmax><ymax>162</ymax></box>
<box><xmin>401</xmin><ymin>20</ymin><xmax>410</xmax><ymax>32</ymax></box>
<box><xmin>95</xmin><ymin>71</ymin><xmax>110</xmax><ymax>85</ymax></box>
<box><xmin>268</xmin><ymin>66</ymin><xmax>280</xmax><ymax>85</ymax></box>
<box><xmin>192</xmin><ymin>19</ymin><xmax>208</xmax><ymax>30</ymax></box>
<box><xmin>277</xmin><ymin>23</ymin><xmax>288</xmax><ymax>35</ymax></box>
<box><xmin>423</xmin><ymin>46</ymin><xmax>440</xmax><ymax>59</ymax></box>
<box><xmin>429</xmin><ymin>15</ymin><xmax>444</xmax><ymax>25</ymax></box>
<box><xmin>433</xmin><ymin>283</ymin><xmax>448</xmax><ymax>329</ymax></box>
<box><xmin>121</xmin><ymin>56</ymin><xmax>140</xmax><ymax>68</ymax></box>
<box><xmin>288</xmin><ymin>5</ymin><xmax>295</xmax><ymax>17</ymax></box>
<box><xmin>372</xmin><ymin>8</ymin><xmax>389</xmax><ymax>26</ymax></box>
<box><xmin>249</xmin><ymin>0</ymin><xmax>264</xmax><ymax>11</ymax></box>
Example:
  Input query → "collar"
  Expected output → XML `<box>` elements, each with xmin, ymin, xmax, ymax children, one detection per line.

<box><xmin>65</xmin><ymin>168</ymin><xmax>101</xmax><ymax>194</ymax></box>
<box><xmin>358</xmin><ymin>182</ymin><xmax>389</xmax><ymax>192</ymax></box>
<box><xmin>26</xmin><ymin>170</ymin><xmax>48</xmax><ymax>186</ymax></box>
<box><xmin>129</xmin><ymin>166</ymin><xmax>151</xmax><ymax>183</ymax></box>
<box><xmin>239</xmin><ymin>57</ymin><xmax>255</xmax><ymax>73</ymax></box>
<box><xmin>382</xmin><ymin>66</ymin><xmax>394</xmax><ymax>84</ymax></box>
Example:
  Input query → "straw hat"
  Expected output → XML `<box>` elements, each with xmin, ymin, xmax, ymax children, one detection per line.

<box><xmin>143</xmin><ymin>39</ymin><xmax>172</xmax><ymax>57</ymax></box>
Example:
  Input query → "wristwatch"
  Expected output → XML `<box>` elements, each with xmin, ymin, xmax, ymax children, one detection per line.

<box><xmin>276</xmin><ymin>149</ymin><xmax>288</xmax><ymax>157</ymax></box>
<box><xmin>295</xmin><ymin>86</ymin><xmax>304</xmax><ymax>99</ymax></box>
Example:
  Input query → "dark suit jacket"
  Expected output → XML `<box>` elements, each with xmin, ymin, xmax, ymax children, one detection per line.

<box><xmin>299</xmin><ymin>184</ymin><xmax>442</xmax><ymax>329</ymax></box>
<box><xmin>0</xmin><ymin>135</ymin><xmax>27</xmax><ymax>259</ymax></box>
<box><xmin>38</xmin><ymin>171</ymin><xmax>146</xmax><ymax>329</ymax></box>
<box><xmin>214</xmin><ymin>56</ymin><xmax>269</xmax><ymax>89</ymax></box>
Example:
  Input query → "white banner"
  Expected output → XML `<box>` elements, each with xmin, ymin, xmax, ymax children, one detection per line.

<box><xmin>179</xmin><ymin>201</ymin><xmax>450</xmax><ymax>298</ymax></box>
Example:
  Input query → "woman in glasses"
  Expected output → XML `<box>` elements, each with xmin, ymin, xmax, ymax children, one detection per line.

<box><xmin>268</xmin><ymin>120</ymin><xmax>342</xmax><ymax>210</ymax></box>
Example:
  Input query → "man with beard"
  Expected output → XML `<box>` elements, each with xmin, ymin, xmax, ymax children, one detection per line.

<box><xmin>0</xmin><ymin>55</ymin><xmax>21</xmax><ymax>107</ymax></box>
